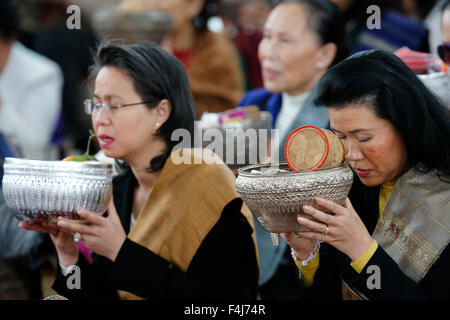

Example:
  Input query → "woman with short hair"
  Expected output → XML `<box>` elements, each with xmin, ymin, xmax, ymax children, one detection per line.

<box><xmin>21</xmin><ymin>41</ymin><xmax>258</xmax><ymax>299</ymax></box>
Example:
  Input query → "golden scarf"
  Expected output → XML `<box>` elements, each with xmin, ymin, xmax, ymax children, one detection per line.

<box><xmin>118</xmin><ymin>148</ymin><xmax>257</xmax><ymax>300</ymax></box>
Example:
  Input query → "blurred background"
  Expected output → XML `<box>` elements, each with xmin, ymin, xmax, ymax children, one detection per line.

<box><xmin>0</xmin><ymin>0</ymin><xmax>449</xmax><ymax>299</ymax></box>
<box><xmin>4</xmin><ymin>0</ymin><xmax>449</xmax><ymax>160</ymax></box>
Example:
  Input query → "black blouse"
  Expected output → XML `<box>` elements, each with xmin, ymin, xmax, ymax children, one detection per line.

<box><xmin>52</xmin><ymin>167</ymin><xmax>259</xmax><ymax>299</ymax></box>
<box><xmin>302</xmin><ymin>177</ymin><xmax>450</xmax><ymax>299</ymax></box>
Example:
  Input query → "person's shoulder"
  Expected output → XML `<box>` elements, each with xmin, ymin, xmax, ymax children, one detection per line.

<box><xmin>11</xmin><ymin>42</ymin><xmax>62</xmax><ymax>80</ymax></box>
<box><xmin>199</xmin><ymin>30</ymin><xmax>232</xmax><ymax>47</ymax></box>
<box><xmin>238</xmin><ymin>87</ymin><xmax>275</xmax><ymax>107</ymax></box>
<box><xmin>195</xmin><ymin>30</ymin><xmax>237</xmax><ymax>57</ymax></box>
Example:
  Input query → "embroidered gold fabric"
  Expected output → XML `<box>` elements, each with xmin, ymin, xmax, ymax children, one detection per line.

<box><xmin>372</xmin><ymin>167</ymin><xmax>449</xmax><ymax>283</ymax></box>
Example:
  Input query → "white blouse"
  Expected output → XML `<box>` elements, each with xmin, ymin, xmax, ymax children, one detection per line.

<box><xmin>275</xmin><ymin>91</ymin><xmax>310</xmax><ymax>141</ymax></box>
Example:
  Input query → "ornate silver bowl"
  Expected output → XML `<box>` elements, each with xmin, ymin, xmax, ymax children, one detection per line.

<box><xmin>2</xmin><ymin>158</ymin><xmax>113</xmax><ymax>222</ymax></box>
<box><xmin>235</xmin><ymin>162</ymin><xmax>353</xmax><ymax>244</ymax></box>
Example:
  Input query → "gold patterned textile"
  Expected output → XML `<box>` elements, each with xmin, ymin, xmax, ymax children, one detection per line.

<box><xmin>372</xmin><ymin>166</ymin><xmax>449</xmax><ymax>283</ymax></box>
<box><xmin>343</xmin><ymin>166</ymin><xmax>449</xmax><ymax>299</ymax></box>
<box><xmin>118</xmin><ymin>148</ymin><xmax>257</xmax><ymax>299</ymax></box>
<box><xmin>341</xmin><ymin>278</ymin><xmax>368</xmax><ymax>300</ymax></box>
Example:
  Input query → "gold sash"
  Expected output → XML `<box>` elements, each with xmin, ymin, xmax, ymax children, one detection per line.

<box><xmin>118</xmin><ymin>148</ymin><xmax>257</xmax><ymax>300</ymax></box>
<box><xmin>341</xmin><ymin>278</ymin><xmax>368</xmax><ymax>300</ymax></box>
<box><xmin>343</xmin><ymin>167</ymin><xmax>449</xmax><ymax>299</ymax></box>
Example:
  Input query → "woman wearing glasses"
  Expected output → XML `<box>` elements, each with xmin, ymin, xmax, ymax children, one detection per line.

<box><xmin>20</xmin><ymin>41</ymin><xmax>258</xmax><ymax>299</ymax></box>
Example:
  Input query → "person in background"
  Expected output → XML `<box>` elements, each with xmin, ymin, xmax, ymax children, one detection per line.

<box><xmin>237</xmin><ymin>0</ymin><xmax>347</xmax><ymax>300</ymax></box>
<box><xmin>328</xmin><ymin>0</ymin><xmax>385</xmax><ymax>52</ymax></box>
<box><xmin>0</xmin><ymin>97</ymin><xmax>52</xmax><ymax>299</ymax></box>
<box><xmin>439</xmin><ymin>0</ymin><xmax>450</xmax><ymax>65</ymax></box>
<box><xmin>0</xmin><ymin>0</ymin><xmax>63</xmax><ymax>160</ymax></box>
<box><xmin>220</xmin><ymin>0</ymin><xmax>273</xmax><ymax>90</ymax></box>
<box><xmin>333</xmin><ymin>0</ymin><xmax>437</xmax><ymax>54</ymax></box>
<box><xmin>31</xmin><ymin>0</ymin><xmax>99</xmax><ymax>157</ymax></box>
<box><xmin>0</xmin><ymin>189</ymin><xmax>51</xmax><ymax>299</ymax></box>
<box><xmin>21</xmin><ymin>41</ymin><xmax>258</xmax><ymax>299</ymax></box>
<box><xmin>0</xmin><ymin>0</ymin><xmax>63</xmax><ymax>159</ymax></box>
<box><xmin>283</xmin><ymin>49</ymin><xmax>449</xmax><ymax>299</ymax></box>
<box><xmin>120</xmin><ymin>0</ymin><xmax>245</xmax><ymax>118</ymax></box>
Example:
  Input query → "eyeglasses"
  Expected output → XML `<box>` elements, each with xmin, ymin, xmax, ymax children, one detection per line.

<box><xmin>84</xmin><ymin>99</ymin><xmax>160</xmax><ymax>117</ymax></box>
<box><xmin>437</xmin><ymin>43</ymin><xmax>450</xmax><ymax>64</ymax></box>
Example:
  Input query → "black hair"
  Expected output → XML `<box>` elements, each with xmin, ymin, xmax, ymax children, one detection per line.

<box><xmin>444</xmin><ymin>0</ymin><xmax>450</xmax><ymax>12</ymax></box>
<box><xmin>280</xmin><ymin>0</ymin><xmax>348</xmax><ymax>66</ymax></box>
<box><xmin>314</xmin><ymin>49</ymin><xmax>450</xmax><ymax>181</ymax></box>
<box><xmin>0</xmin><ymin>0</ymin><xmax>19</xmax><ymax>40</ymax></box>
<box><xmin>91</xmin><ymin>41</ymin><xmax>197</xmax><ymax>172</ymax></box>
<box><xmin>194</xmin><ymin>0</ymin><xmax>219</xmax><ymax>32</ymax></box>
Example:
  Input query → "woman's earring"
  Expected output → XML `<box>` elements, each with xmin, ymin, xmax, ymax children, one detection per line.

<box><xmin>155</xmin><ymin>122</ymin><xmax>160</xmax><ymax>128</ymax></box>
<box><xmin>316</xmin><ymin>61</ymin><xmax>324</xmax><ymax>68</ymax></box>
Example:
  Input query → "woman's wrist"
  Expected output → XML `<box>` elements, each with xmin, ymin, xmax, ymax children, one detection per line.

<box><xmin>350</xmin><ymin>239</ymin><xmax>379</xmax><ymax>273</ymax></box>
<box><xmin>348</xmin><ymin>235</ymin><xmax>374</xmax><ymax>262</ymax></box>
<box><xmin>57</xmin><ymin>250</ymin><xmax>79</xmax><ymax>268</ymax></box>
<box><xmin>293</xmin><ymin>248</ymin><xmax>315</xmax><ymax>261</ymax></box>
<box><xmin>107</xmin><ymin>235</ymin><xmax>127</xmax><ymax>262</ymax></box>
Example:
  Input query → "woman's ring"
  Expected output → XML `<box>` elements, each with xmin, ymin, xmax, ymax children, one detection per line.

<box><xmin>73</xmin><ymin>232</ymin><xmax>82</xmax><ymax>242</ymax></box>
<box><xmin>323</xmin><ymin>225</ymin><xmax>329</xmax><ymax>236</ymax></box>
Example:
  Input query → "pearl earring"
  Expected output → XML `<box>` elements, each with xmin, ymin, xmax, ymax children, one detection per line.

<box><xmin>316</xmin><ymin>62</ymin><xmax>323</xmax><ymax>68</ymax></box>
<box><xmin>156</xmin><ymin>122</ymin><xmax>160</xmax><ymax>128</ymax></box>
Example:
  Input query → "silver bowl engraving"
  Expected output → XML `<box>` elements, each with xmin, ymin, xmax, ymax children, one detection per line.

<box><xmin>2</xmin><ymin>158</ymin><xmax>113</xmax><ymax>222</ymax></box>
<box><xmin>235</xmin><ymin>162</ymin><xmax>353</xmax><ymax>233</ymax></box>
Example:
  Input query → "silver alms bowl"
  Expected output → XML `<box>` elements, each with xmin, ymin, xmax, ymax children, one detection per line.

<box><xmin>2</xmin><ymin>158</ymin><xmax>113</xmax><ymax>222</ymax></box>
<box><xmin>235</xmin><ymin>162</ymin><xmax>354</xmax><ymax>234</ymax></box>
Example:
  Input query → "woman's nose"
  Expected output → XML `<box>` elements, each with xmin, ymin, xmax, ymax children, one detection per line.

<box><xmin>345</xmin><ymin>143</ymin><xmax>364</xmax><ymax>161</ymax></box>
<box><xmin>92</xmin><ymin>107</ymin><xmax>111</xmax><ymax>126</ymax></box>
<box><xmin>259</xmin><ymin>38</ymin><xmax>276</xmax><ymax>61</ymax></box>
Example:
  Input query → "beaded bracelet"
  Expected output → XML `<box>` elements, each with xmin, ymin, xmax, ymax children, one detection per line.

<box><xmin>290</xmin><ymin>241</ymin><xmax>321</xmax><ymax>278</ymax></box>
